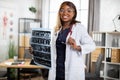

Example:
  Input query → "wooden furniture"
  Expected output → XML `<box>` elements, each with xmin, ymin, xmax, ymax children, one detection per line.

<box><xmin>19</xmin><ymin>52</ymin><xmax>42</xmax><ymax>80</ymax></box>
<box><xmin>0</xmin><ymin>59</ymin><xmax>45</xmax><ymax>80</ymax></box>
<box><xmin>91</xmin><ymin>32</ymin><xmax>120</xmax><ymax>80</ymax></box>
<box><xmin>0</xmin><ymin>70</ymin><xmax>7</xmax><ymax>80</ymax></box>
<box><xmin>18</xmin><ymin>18</ymin><xmax>41</xmax><ymax>59</ymax></box>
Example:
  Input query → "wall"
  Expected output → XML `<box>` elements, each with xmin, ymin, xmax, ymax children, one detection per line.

<box><xmin>99</xmin><ymin>0</ymin><xmax>120</xmax><ymax>32</ymax></box>
<box><xmin>0</xmin><ymin>0</ymin><xmax>41</xmax><ymax>61</ymax></box>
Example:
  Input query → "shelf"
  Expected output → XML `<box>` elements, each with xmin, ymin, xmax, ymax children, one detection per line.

<box><xmin>91</xmin><ymin>31</ymin><xmax>120</xmax><ymax>80</ymax></box>
<box><xmin>18</xmin><ymin>18</ymin><xmax>41</xmax><ymax>59</ymax></box>
<box><xmin>92</xmin><ymin>60</ymin><xmax>105</xmax><ymax>63</ymax></box>
<box><xmin>19</xmin><ymin>32</ymin><xmax>31</xmax><ymax>34</ymax></box>
<box><xmin>105</xmin><ymin>62</ymin><xmax>120</xmax><ymax>65</ymax></box>
<box><xmin>105</xmin><ymin>76</ymin><xmax>120</xmax><ymax>80</ymax></box>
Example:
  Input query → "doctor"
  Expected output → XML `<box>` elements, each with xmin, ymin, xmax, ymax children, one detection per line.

<box><xmin>48</xmin><ymin>1</ymin><xmax>96</xmax><ymax>80</ymax></box>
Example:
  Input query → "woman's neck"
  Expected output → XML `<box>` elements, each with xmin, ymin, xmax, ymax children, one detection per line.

<box><xmin>62</xmin><ymin>22</ymin><xmax>71</xmax><ymax>30</ymax></box>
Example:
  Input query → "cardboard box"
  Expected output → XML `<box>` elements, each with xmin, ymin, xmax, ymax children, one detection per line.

<box><xmin>111</xmin><ymin>49</ymin><xmax>120</xmax><ymax>63</ymax></box>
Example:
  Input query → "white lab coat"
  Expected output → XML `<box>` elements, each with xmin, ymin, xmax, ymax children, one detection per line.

<box><xmin>48</xmin><ymin>23</ymin><xmax>96</xmax><ymax>80</ymax></box>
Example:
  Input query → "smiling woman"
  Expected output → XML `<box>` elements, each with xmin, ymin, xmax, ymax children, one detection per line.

<box><xmin>48</xmin><ymin>1</ymin><xmax>95</xmax><ymax>80</ymax></box>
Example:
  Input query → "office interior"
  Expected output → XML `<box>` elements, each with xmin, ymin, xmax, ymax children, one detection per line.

<box><xmin>0</xmin><ymin>0</ymin><xmax>120</xmax><ymax>80</ymax></box>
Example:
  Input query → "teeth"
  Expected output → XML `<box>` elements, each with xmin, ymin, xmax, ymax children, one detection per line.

<box><xmin>63</xmin><ymin>16</ymin><xmax>68</xmax><ymax>18</ymax></box>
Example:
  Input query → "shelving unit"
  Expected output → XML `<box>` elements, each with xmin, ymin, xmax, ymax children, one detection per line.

<box><xmin>30</xmin><ymin>28</ymin><xmax>51</xmax><ymax>68</ymax></box>
<box><xmin>91</xmin><ymin>31</ymin><xmax>120</xmax><ymax>80</ymax></box>
<box><xmin>18</xmin><ymin>18</ymin><xmax>41</xmax><ymax>59</ymax></box>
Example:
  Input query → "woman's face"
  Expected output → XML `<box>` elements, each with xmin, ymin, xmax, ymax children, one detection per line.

<box><xmin>59</xmin><ymin>5</ymin><xmax>75</xmax><ymax>23</ymax></box>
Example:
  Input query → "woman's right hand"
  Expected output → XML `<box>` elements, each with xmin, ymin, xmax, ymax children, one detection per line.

<box><xmin>68</xmin><ymin>37</ymin><xmax>77</xmax><ymax>49</ymax></box>
<box><xmin>28</xmin><ymin>47</ymin><xmax>33</xmax><ymax>54</ymax></box>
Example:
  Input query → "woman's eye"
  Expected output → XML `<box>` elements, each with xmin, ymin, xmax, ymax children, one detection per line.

<box><xmin>68</xmin><ymin>10</ymin><xmax>72</xmax><ymax>13</ymax></box>
<box><xmin>60</xmin><ymin>9</ymin><xmax>64</xmax><ymax>12</ymax></box>
<box><xmin>60</xmin><ymin>9</ymin><xmax>74</xmax><ymax>13</ymax></box>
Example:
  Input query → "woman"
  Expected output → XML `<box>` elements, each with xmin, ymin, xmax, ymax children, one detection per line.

<box><xmin>48</xmin><ymin>1</ymin><xmax>95</xmax><ymax>80</ymax></box>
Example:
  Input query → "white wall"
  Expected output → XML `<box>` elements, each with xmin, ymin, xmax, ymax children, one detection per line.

<box><xmin>99</xmin><ymin>0</ymin><xmax>120</xmax><ymax>32</ymax></box>
<box><xmin>0</xmin><ymin>0</ymin><xmax>41</xmax><ymax>61</ymax></box>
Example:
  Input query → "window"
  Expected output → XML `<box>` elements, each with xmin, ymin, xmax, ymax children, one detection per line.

<box><xmin>42</xmin><ymin>0</ymin><xmax>89</xmax><ymax>29</ymax></box>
